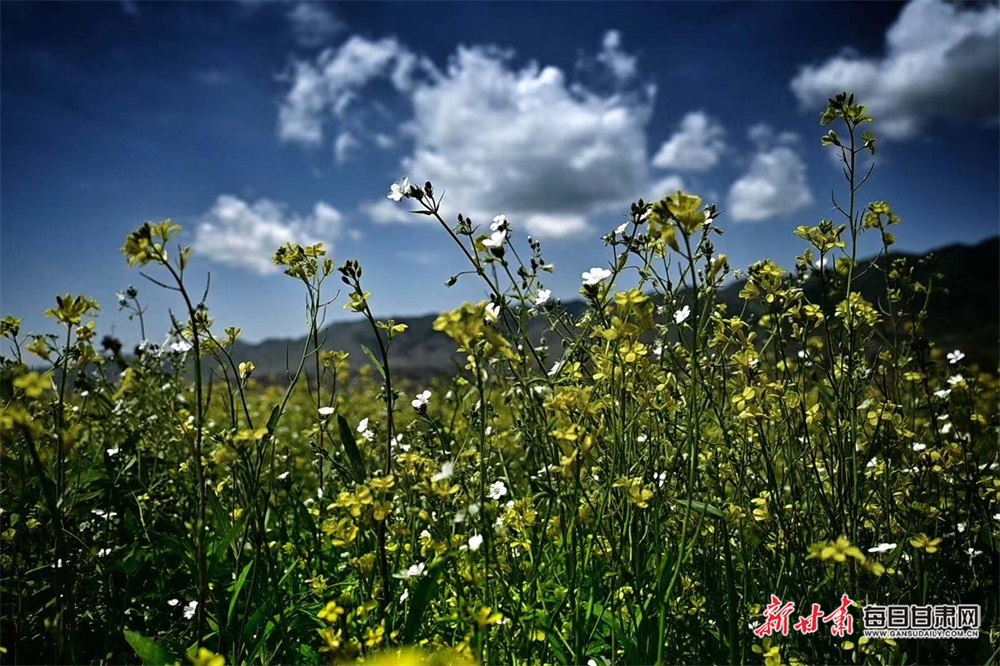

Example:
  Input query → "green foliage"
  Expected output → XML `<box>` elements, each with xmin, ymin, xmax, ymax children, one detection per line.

<box><xmin>123</xmin><ymin>629</ymin><xmax>176</xmax><ymax>666</ymax></box>
<box><xmin>1</xmin><ymin>92</ymin><xmax>998</xmax><ymax>666</ymax></box>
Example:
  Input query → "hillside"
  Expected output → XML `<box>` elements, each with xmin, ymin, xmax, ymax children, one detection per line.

<box><xmin>234</xmin><ymin>236</ymin><xmax>999</xmax><ymax>383</ymax></box>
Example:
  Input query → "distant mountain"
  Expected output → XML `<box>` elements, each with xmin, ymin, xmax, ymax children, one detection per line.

<box><xmin>234</xmin><ymin>236</ymin><xmax>999</xmax><ymax>383</ymax></box>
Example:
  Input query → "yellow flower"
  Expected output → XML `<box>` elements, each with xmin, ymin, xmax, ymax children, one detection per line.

<box><xmin>665</xmin><ymin>190</ymin><xmax>706</xmax><ymax>236</ymax></box>
<box><xmin>317</xmin><ymin>627</ymin><xmax>342</xmax><ymax>653</ymax></box>
<box><xmin>752</xmin><ymin>638</ymin><xmax>781</xmax><ymax>666</ymax></box>
<box><xmin>909</xmin><ymin>533</ymin><xmax>942</xmax><ymax>554</ymax></box>
<box><xmin>188</xmin><ymin>647</ymin><xmax>225</xmax><ymax>666</ymax></box>
<box><xmin>473</xmin><ymin>606</ymin><xmax>504</xmax><ymax>631</ymax></box>
<box><xmin>13</xmin><ymin>372</ymin><xmax>53</xmax><ymax>399</ymax></box>
<box><xmin>365</xmin><ymin>622</ymin><xmax>386</xmax><ymax>649</ymax></box>
<box><xmin>370</xmin><ymin>474</ymin><xmax>396</xmax><ymax>493</ymax></box>
<box><xmin>318</xmin><ymin>600</ymin><xmax>345</xmax><ymax>624</ymax></box>
<box><xmin>807</xmin><ymin>536</ymin><xmax>866</xmax><ymax>564</ymax></box>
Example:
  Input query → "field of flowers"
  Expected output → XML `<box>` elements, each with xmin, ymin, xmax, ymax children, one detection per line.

<box><xmin>2</xmin><ymin>94</ymin><xmax>997</xmax><ymax>666</ymax></box>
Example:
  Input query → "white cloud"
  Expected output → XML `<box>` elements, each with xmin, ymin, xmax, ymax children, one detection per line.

<box><xmin>287</xmin><ymin>3</ymin><xmax>344</xmax><ymax>48</ymax></box>
<box><xmin>523</xmin><ymin>214</ymin><xmax>590</xmax><ymax>239</ymax></box>
<box><xmin>401</xmin><ymin>46</ymin><xmax>654</xmax><ymax>238</ymax></box>
<box><xmin>596</xmin><ymin>30</ymin><xmax>637</xmax><ymax>82</ymax></box>
<box><xmin>361</xmin><ymin>199</ymin><xmax>412</xmax><ymax>225</ymax></box>
<box><xmin>278</xmin><ymin>35</ymin><xmax>430</xmax><ymax>144</ymax></box>
<box><xmin>727</xmin><ymin>127</ymin><xmax>813</xmax><ymax>222</ymax></box>
<box><xmin>282</xmin><ymin>34</ymin><xmax>656</xmax><ymax>240</ymax></box>
<box><xmin>648</xmin><ymin>174</ymin><xmax>685</xmax><ymax>200</ymax></box>
<box><xmin>790</xmin><ymin>0</ymin><xmax>999</xmax><ymax>139</ymax></box>
<box><xmin>651</xmin><ymin>111</ymin><xmax>727</xmax><ymax>172</ymax></box>
<box><xmin>334</xmin><ymin>131</ymin><xmax>359</xmax><ymax>162</ymax></box>
<box><xmin>194</xmin><ymin>196</ymin><xmax>343</xmax><ymax>274</ymax></box>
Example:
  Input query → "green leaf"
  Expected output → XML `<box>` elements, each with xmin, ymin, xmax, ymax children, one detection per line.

<box><xmin>265</xmin><ymin>404</ymin><xmax>281</xmax><ymax>433</ymax></box>
<box><xmin>360</xmin><ymin>344</ymin><xmax>386</xmax><ymax>379</ymax></box>
<box><xmin>123</xmin><ymin>629</ymin><xmax>174</xmax><ymax>666</ymax></box>
<box><xmin>402</xmin><ymin>559</ymin><xmax>444</xmax><ymax>643</ymax></box>
<box><xmin>336</xmin><ymin>415</ymin><xmax>366</xmax><ymax>482</ymax></box>
<box><xmin>208</xmin><ymin>495</ymin><xmax>248</xmax><ymax>574</ymax></box>
<box><xmin>675</xmin><ymin>499</ymin><xmax>725</xmax><ymax>520</ymax></box>
<box><xmin>227</xmin><ymin>561</ymin><xmax>254</xmax><ymax>627</ymax></box>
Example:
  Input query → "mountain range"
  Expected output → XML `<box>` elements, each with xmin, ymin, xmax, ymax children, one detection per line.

<box><xmin>232</xmin><ymin>236</ymin><xmax>999</xmax><ymax>384</ymax></box>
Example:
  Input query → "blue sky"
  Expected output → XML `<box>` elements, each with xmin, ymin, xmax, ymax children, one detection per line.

<box><xmin>2</xmin><ymin>0</ymin><xmax>997</xmax><ymax>345</ymax></box>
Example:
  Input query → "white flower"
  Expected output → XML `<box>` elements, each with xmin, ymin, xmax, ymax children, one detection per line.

<box><xmin>947</xmin><ymin>349</ymin><xmax>965</xmax><ymax>364</ymax></box>
<box><xmin>491</xmin><ymin>215</ymin><xmax>508</xmax><ymax>231</ymax></box>
<box><xmin>391</xmin><ymin>434</ymin><xmax>410</xmax><ymax>453</ymax></box>
<box><xmin>548</xmin><ymin>360</ymin><xmax>564</xmax><ymax>377</ymax></box>
<box><xmin>867</xmin><ymin>542</ymin><xmax>896</xmax><ymax>554</ymax></box>
<box><xmin>912</xmin><ymin>442</ymin><xmax>927</xmax><ymax>452</ymax></box>
<box><xmin>866</xmin><ymin>457</ymin><xmax>878</xmax><ymax>469</ymax></box>
<box><xmin>535</xmin><ymin>289</ymin><xmax>551</xmax><ymax>306</ymax></box>
<box><xmin>674</xmin><ymin>305</ymin><xmax>691</xmax><ymax>324</ymax></box>
<box><xmin>168</xmin><ymin>599</ymin><xmax>180</xmax><ymax>607</ymax></box>
<box><xmin>397</xmin><ymin>562</ymin><xmax>426</xmax><ymax>579</ymax></box>
<box><xmin>482</xmin><ymin>229</ymin><xmax>507</xmax><ymax>248</ymax></box>
<box><xmin>183</xmin><ymin>600</ymin><xmax>198</xmax><ymax>619</ymax></box>
<box><xmin>357</xmin><ymin>417</ymin><xmax>373</xmax><ymax>441</ymax></box>
<box><xmin>387</xmin><ymin>177</ymin><xmax>410</xmax><ymax>202</ymax></box>
<box><xmin>582</xmin><ymin>267</ymin><xmax>612</xmax><ymax>286</ymax></box>
<box><xmin>97</xmin><ymin>547</ymin><xmax>112</xmax><ymax>557</ymax></box>
<box><xmin>169</xmin><ymin>340</ymin><xmax>192</xmax><ymax>354</ymax></box>
<box><xmin>106</xmin><ymin>447</ymin><xmax>120</xmax><ymax>457</ymax></box>
<box><xmin>467</xmin><ymin>534</ymin><xmax>484</xmax><ymax>552</ymax></box>
<box><xmin>614</xmin><ymin>223</ymin><xmax>628</xmax><ymax>235</ymax></box>
<box><xmin>411</xmin><ymin>390</ymin><xmax>432</xmax><ymax>409</ymax></box>
<box><xmin>399</xmin><ymin>588</ymin><xmax>409</xmax><ymax>602</ymax></box>
<box><xmin>957</xmin><ymin>522</ymin><xmax>966</xmax><ymax>533</ymax></box>
<box><xmin>487</xmin><ymin>480</ymin><xmax>508</xmax><ymax>500</ymax></box>
<box><xmin>278</xmin><ymin>471</ymin><xmax>290</xmax><ymax>481</ymax></box>
<box><xmin>947</xmin><ymin>374</ymin><xmax>965</xmax><ymax>387</ymax></box>
<box><xmin>934</xmin><ymin>388</ymin><xmax>952</xmax><ymax>399</ymax></box>
<box><xmin>485</xmin><ymin>302</ymin><xmax>501</xmax><ymax>321</ymax></box>
<box><xmin>432</xmin><ymin>460</ymin><xmax>454</xmax><ymax>482</ymax></box>
<box><xmin>318</xmin><ymin>406</ymin><xmax>335</xmax><ymax>417</ymax></box>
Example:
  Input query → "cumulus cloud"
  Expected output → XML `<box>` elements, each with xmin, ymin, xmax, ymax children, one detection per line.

<box><xmin>651</xmin><ymin>111</ymin><xmax>728</xmax><ymax>172</ymax></box>
<box><xmin>400</xmin><ymin>46</ymin><xmax>654</xmax><ymax>238</ymax></box>
<box><xmin>287</xmin><ymin>3</ymin><xmax>344</xmax><ymax>48</ymax></box>
<box><xmin>194</xmin><ymin>196</ymin><xmax>343</xmax><ymax>274</ymax></box>
<box><xmin>790</xmin><ymin>0</ymin><xmax>999</xmax><ymax>139</ymax></box>
<box><xmin>280</xmin><ymin>33</ymin><xmax>656</xmax><ymax>239</ymax></box>
<box><xmin>727</xmin><ymin>126</ymin><xmax>813</xmax><ymax>222</ymax></box>
<box><xmin>278</xmin><ymin>35</ymin><xmax>431</xmax><ymax>144</ymax></box>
